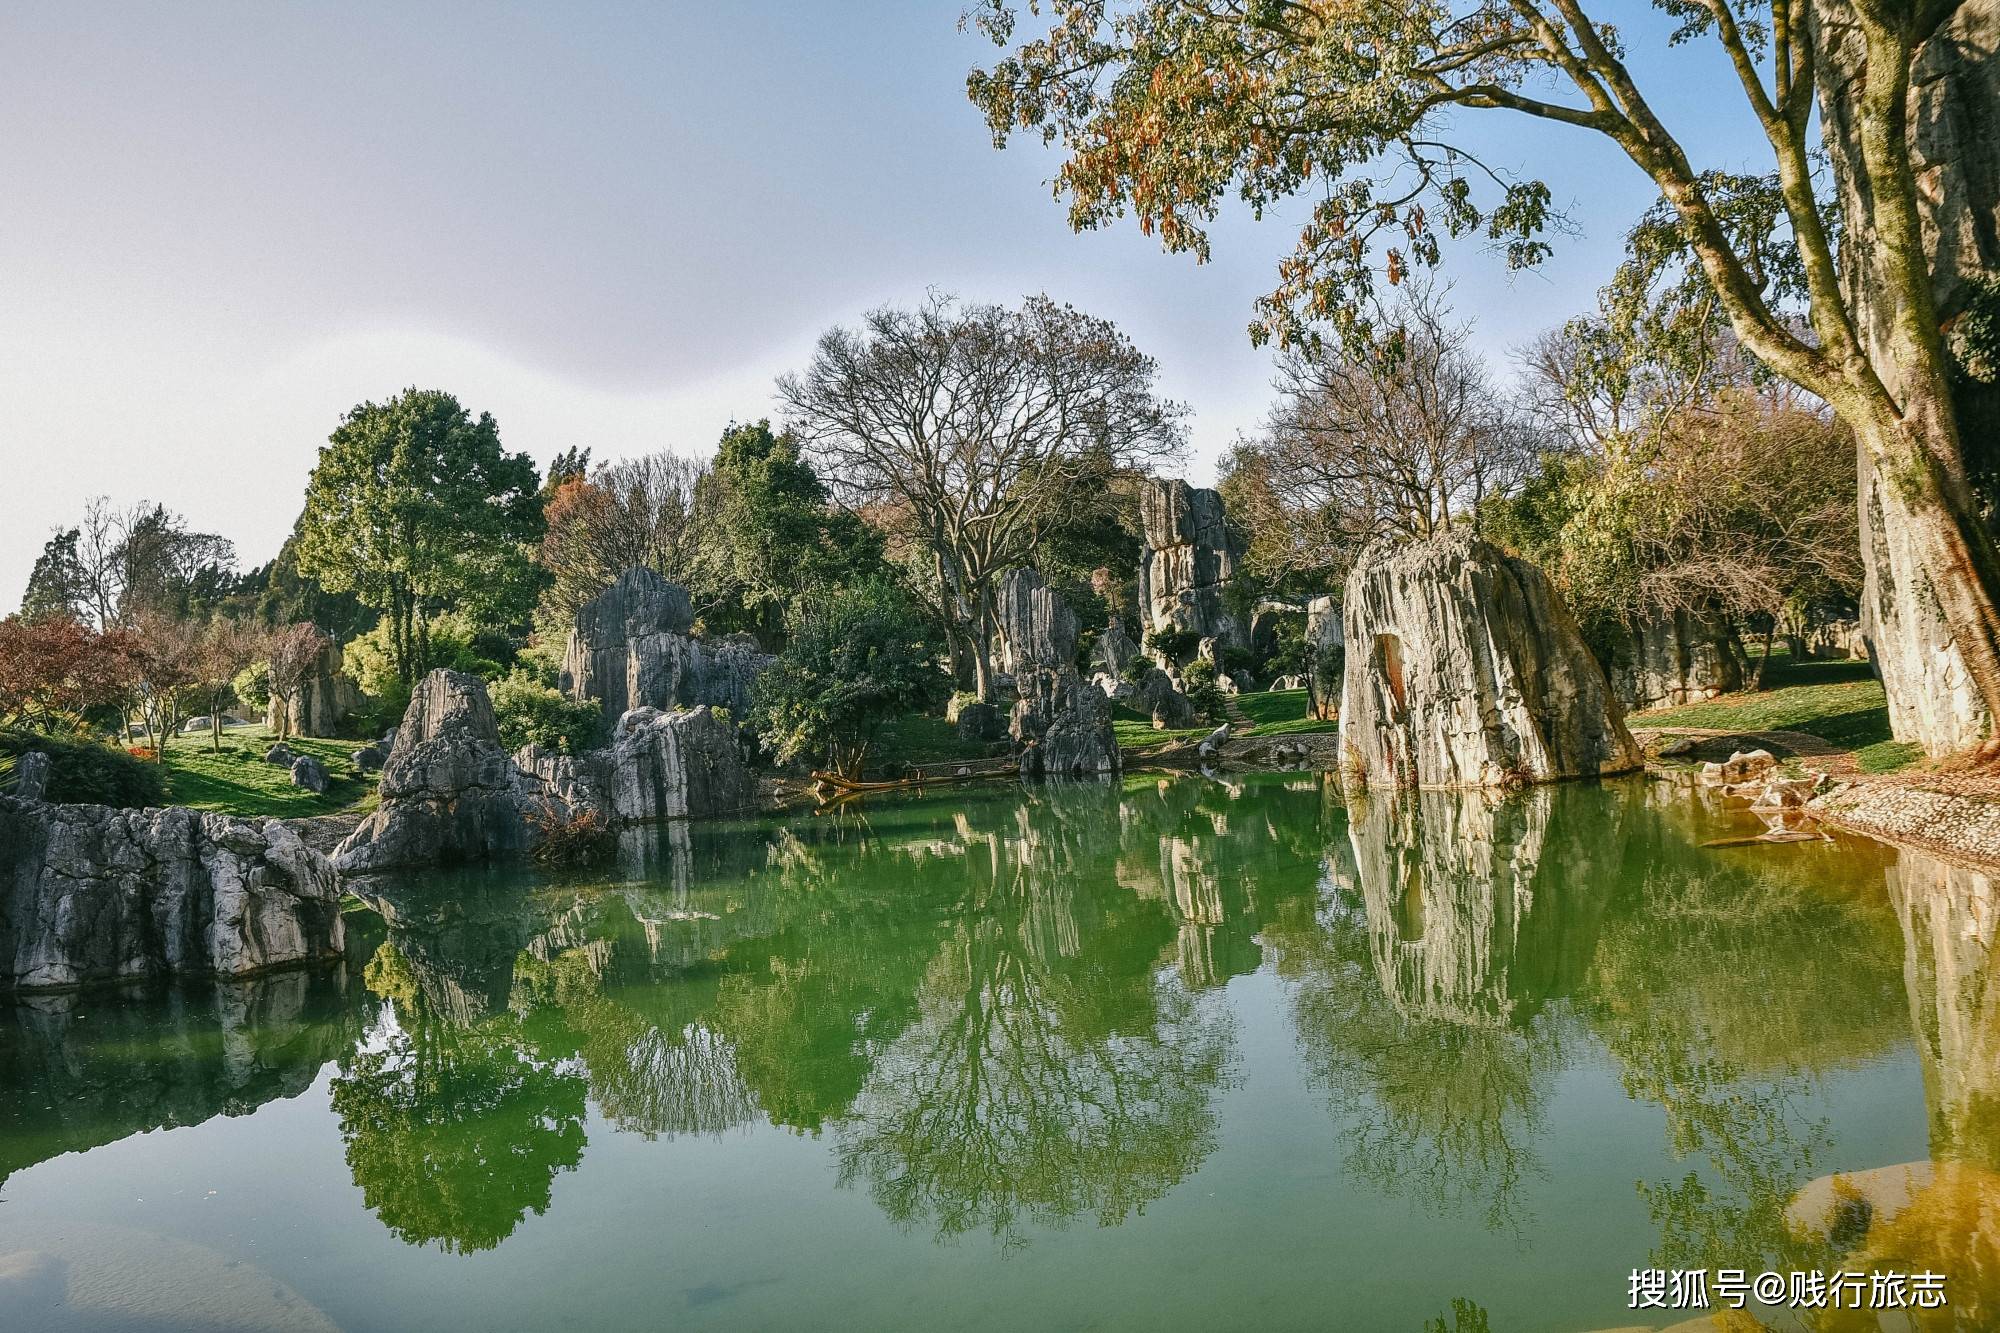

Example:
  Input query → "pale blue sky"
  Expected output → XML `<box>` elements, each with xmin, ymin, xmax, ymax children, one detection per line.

<box><xmin>1</xmin><ymin>3</ymin><xmax>1772</xmax><ymax>610</ymax></box>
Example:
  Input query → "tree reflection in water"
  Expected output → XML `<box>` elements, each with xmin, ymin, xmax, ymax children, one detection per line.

<box><xmin>332</xmin><ymin>941</ymin><xmax>589</xmax><ymax>1255</ymax></box>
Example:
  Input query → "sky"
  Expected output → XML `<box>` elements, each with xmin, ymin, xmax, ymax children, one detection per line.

<box><xmin>0</xmin><ymin>2</ymin><xmax>1774</xmax><ymax>613</ymax></box>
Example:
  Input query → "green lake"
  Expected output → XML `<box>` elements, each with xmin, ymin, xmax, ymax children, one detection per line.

<box><xmin>3</xmin><ymin>773</ymin><xmax>1996</xmax><ymax>1331</ymax></box>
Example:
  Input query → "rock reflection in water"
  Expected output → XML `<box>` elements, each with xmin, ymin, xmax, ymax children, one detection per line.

<box><xmin>0</xmin><ymin>966</ymin><xmax>362</xmax><ymax>1191</ymax></box>
<box><xmin>1268</xmin><ymin>784</ymin><xmax>1619</xmax><ymax>1231</ymax></box>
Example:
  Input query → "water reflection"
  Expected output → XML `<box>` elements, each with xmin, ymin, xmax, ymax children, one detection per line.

<box><xmin>7</xmin><ymin>770</ymin><xmax>2000</xmax><ymax>1314</ymax></box>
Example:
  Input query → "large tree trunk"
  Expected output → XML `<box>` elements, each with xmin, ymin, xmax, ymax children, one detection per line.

<box><xmin>1815</xmin><ymin>1</ymin><xmax>2000</xmax><ymax>755</ymax></box>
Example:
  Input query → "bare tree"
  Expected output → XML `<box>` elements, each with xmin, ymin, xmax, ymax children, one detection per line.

<box><xmin>129</xmin><ymin>613</ymin><xmax>204</xmax><ymax>756</ymax></box>
<box><xmin>779</xmin><ymin>293</ymin><xmax>1186</xmax><ymax>699</ymax></box>
<box><xmin>62</xmin><ymin>497</ymin><xmax>236</xmax><ymax>630</ymax></box>
<box><xmin>1227</xmin><ymin>289</ymin><xmax>1539</xmax><ymax>581</ymax></box>
<box><xmin>537</xmin><ymin>452</ymin><xmax>713</xmax><ymax>630</ymax></box>
<box><xmin>265</xmin><ymin>622</ymin><xmax>332</xmax><ymax>741</ymax></box>
<box><xmin>188</xmin><ymin>619</ymin><xmax>263</xmax><ymax>753</ymax></box>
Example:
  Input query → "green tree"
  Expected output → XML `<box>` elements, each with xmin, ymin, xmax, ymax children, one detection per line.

<box><xmin>694</xmin><ymin>420</ymin><xmax>888</xmax><ymax>644</ymax></box>
<box><xmin>750</xmin><ymin>580</ymin><xmax>950</xmax><ymax>779</ymax></box>
<box><xmin>968</xmin><ymin>1</ymin><xmax>2000</xmax><ymax>755</ymax></box>
<box><xmin>21</xmin><ymin>528</ymin><xmax>87</xmax><ymax>622</ymax></box>
<box><xmin>296</xmin><ymin>389</ymin><xmax>541</xmax><ymax>686</ymax></box>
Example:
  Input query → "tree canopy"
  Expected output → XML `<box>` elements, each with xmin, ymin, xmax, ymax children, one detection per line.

<box><xmin>297</xmin><ymin>388</ymin><xmax>542</xmax><ymax>685</ymax></box>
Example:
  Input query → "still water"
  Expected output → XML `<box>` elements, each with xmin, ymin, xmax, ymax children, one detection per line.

<box><xmin>1</xmin><ymin>774</ymin><xmax>1993</xmax><ymax>1331</ymax></box>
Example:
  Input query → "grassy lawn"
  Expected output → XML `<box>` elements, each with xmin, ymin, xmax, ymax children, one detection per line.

<box><xmin>160</xmin><ymin>725</ymin><xmax>380</xmax><ymax>818</ymax></box>
<box><xmin>1627</xmin><ymin>654</ymin><xmax>1922</xmax><ymax>774</ymax></box>
<box><xmin>1114</xmin><ymin>688</ymin><xmax>1339</xmax><ymax>749</ymax></box>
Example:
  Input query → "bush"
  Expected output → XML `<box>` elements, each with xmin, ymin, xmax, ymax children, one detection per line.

<box><xmin>1</xmin><ymin>729</ymin><xmax>167</xmax><ymax>807</ymax></box>
<box><xmin>233</xmin><ymin>660</ymin><xmax>272</xmax><ymax>713</ymax></box>
<box><xmin>345</xmin><ymin>611</ymin><xmax>504</xmax><ymax>731</ymax></box>
<box><xmin>1120</xmin><ymin>653</ymin><xmax>1156</xmax><ymax>684</ymax></box>
<box><xmin>1180</xmin><ymin>659</ymin><xmax>1227</xmax><ymax>722</ymax></box>
<box><xmin>491</xmin><ymin>670</ymin><xmax>606</xmax><ymax>755</ymax></box>
<box><xmin>1143</xmin><ymin>627</ymin><xmax>1202</xmax><ymax>664</ymax></box>
<box><xmin>752</xmin><ymin>580</ymin><xmax>950</xmax><ymax>778</ymax></box>
<box><xmin>526</xmin><ymin>802</ymin><xmax>616</xmax><ymax>866</ymax></box>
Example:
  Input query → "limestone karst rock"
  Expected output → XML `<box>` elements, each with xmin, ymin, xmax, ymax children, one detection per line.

<box><xmin>13</xmin><ymin>751</ymin><xmax>50</xmax><ymax>802</ymax></box>
<box><xmin>289</xmin><ymin>754</ymin><xmax>329</xmax><ymax>793</ymax></box>
<box><xmin>1</xmin><ymin>796</ymin><xmax>344</xmax><ymax>991</ymax></box>
<box><xmin>1137</xmin><ymin>478</ymin><xmax>1247</xmax><ymax>655</ymax></box>
<box><xmin>996</xmin><ymin>568</ymin><xmax>1119</xmax><ymax>777</ymax></box>
<box><xmin>1604</xmin><ymin>608</ymin><xmax>1744</xmax><ymax>710</ymax></box>
<box><xmin>266</xmin><ymin>638</ymin><xmax>363</xmax><ymax>738</ymax></box>
<box><xmin>333</xmin><ymin>669</ymin><xmax>541</xmax><ymax>874</ymax></box>
<box><xmin>1091</xmin><ymin>617</ymin><xmax>1143</xmax><ymax>680</ymax></box>
<box><xmin>1814</xmin><ymin>0</ymin><xmax>1999</xmax><ymax>755</ymax></box>
<box><xmin>560</xmin><ymin>568</ymin><xmax>772</xmax><ymax>723</ymax></box>
<box><xmin>514</xmin><ymin>705</ymin><xmax>754</xmax><ymax>824</ymax></box>
<box><xmin>1339</xmin><ymin>533</ymin><xmax>1642</xmax><ymax>789</ymax></box>
<box><xmin>1304</xmin><ymin>594</ymin><xmax>1344</xmax><ymax>721</ymax></box>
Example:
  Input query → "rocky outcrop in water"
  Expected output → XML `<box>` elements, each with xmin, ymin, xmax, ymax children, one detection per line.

<box><xmin>1339</xmin><ymin>534</ymin><xmax>1642</xmax><ymax>788</ymax></box>
<box><xmin>1605</xmin><ymin>607</ymin><xmax>1744</xmax><ymax>710</ymax></box>
<box><xmin>515</xmin><ymin>705</ymin><xmax>753</xmax><ymax>823</ymax></box>
<box><xmin>997</xmin><ymin>568</ymin><xmax>1119</xmax><ymax>777</ymax></box>
<box><xmin>0</xmin><ymin>796</ymin><xmax>345</xmax><ymax>991</ymax></box>
<box><xmin>561</xmin><ymin>568</ymin><xmax>773</xmax><ymax>722</ymax></box>
<box><xmin>266</xmin><ymin>638</ymin><xmax>363</xmax><ymax>738</ymax></box>
<box><xmin>334</xmin><ymin>670</ymin><xmax>541</xmax><ymax>874</ymax></box>
<box><xmin>1137</xmin><ymin>479</ymin><xmax>1247</xmax><ymax>655</ymax></box>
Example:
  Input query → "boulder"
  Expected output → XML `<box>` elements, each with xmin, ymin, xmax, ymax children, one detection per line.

<box><xmin>1133</xmin><ymin>666</ymin><xmax>1196</xmax><ymax>729</ymax></box>
<box><xmin>14</xmin><ymin>751</ymin><xmax>50</xmax><ymax>803</ymax></box>
<box><xmin>1698</xmin><ymin>748</ymin><xmax>1778</xmax><ymax>787</ymax></box>
<box><xmin>560</xmin><ymin>568</ymin><xmax>772</xmax><ymax>723</ymax></box>
<box><xmin>265</xmin><ymin>639</ymin><xmax>363</xmax><ymax>738</ymax></box>
<box><xmin>289</xmin><ymin>755</ymin><xmax>328</xmax><ymax>794</ymax></box>
<box><xmin>997</xmin><ymin>568</ymin><xmax>1119</xmax><ymax>777</ymax></box>
<box><xmin>1807</xmin><ymin>616</ymin><xmax>1868</xmax><ymax>661</ymax></box>
<box><xmin>1091</xmin><ymin>618</ymin><xmax>1143</xmax><ymax>680</ymax></box>
<box><xmin>1339</xmin><ymin>533</ymin><xmax>1642</xmax><ymax>789</ymax></box>
<box><xmin>352</xmin><ymin>744</ymin><xmax>386</xmax><ymax>774</ymax></box>
<box><xmin>1196</xmin><ymin>724</ymin><xmax>1232</xmax><ymax>761</ymax></box>
<box><xmin>1305</xmin><ymin>594</ymin><xmax>1344</xmax><ymax>721</ymax></box>
<box><xmin>1</xmin><ymin>797</ymin><xmax>344</xmax><ymax>991</ymax></box>
<box><xmin>1605</xmin><ymin>607</ymin><xmax>1743</xmax><ymax>710</ymax></box>
<box><xmin>1271</xmin><ymin>674</ymin><xmax>1307</xmax><ymax>691</ymax></box>
<box><xmin>333</xmin><ymin>670</ymin><xmax>540</xmax><ymax>874</ymax></box>
<box><xmin>514</xmin><ymin>705</ymin><xmax>754</xmax><ymax>823</ymax></box>
<box><xmin>264</xmin><ymin>743</ymin><xmax>295</xmax><ymax>767</ymax></box>
<box><xmin>954</xmin><ymin>701</ymin><xmax>1007</xmax><ymax>743</ymax></box>
<box><xmin>1137</xmin><ymin>479</ymin><xmax>1247</xmax><ymax>655</ymax></box>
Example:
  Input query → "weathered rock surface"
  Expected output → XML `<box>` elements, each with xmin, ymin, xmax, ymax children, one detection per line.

<box><xmin>1815</xmin><ymin>0</ymin><xmax>1999</xmax><ymax>756</ymax></box>
<box><xmin>351</xmin><ymin>743</ymin><xmax>386</xmax><ymax>774</ymax></box>
<box><xmin>289</xmin><ymin>754</ymin><xmax>328</xmax><ymax>793</ymax></box>
<box><xmin>1339</xmin><ymin>534</ymin><xmax>1642</xmax><ymax>789</ymax></box>
<box><xmin>0</xmin><ymin>796</ymin><xmax>344</xmax><ymax>991</ymax></box>
<box><xmin>953</xmin><ymin>701</ymin><xmax>1007</xmax><ymax>743</ymax></box>
<box><xmin>264</xmin><ymin>743</ymin><xmax>295</xmax><ymax>767</ymax></box>
<box><xmin>1305</xmin><ymin>594</ymin><xmax>1344</xmax><ymax>720</ymax></box>
<box><xmin>333</xmin><ymin>670</ymin><xmax>539</xmax><ymax>874</ymax></box>
<box><xmin>514</xmin><ymin>705</ymin><xmax>754</xmax><ymax>823</ymax></box>
<box><xmin>1132</xmin><ymin>665</ymin><xmax>1196</xmax><ymax>729</ymax></box>
<box><xmin>14</xmin><ymin>751</ymin><xmax>49</xmax><ymax>802</ymax></box>
<box><xmin>1137</xmin><ymin>479</ymin><xmax>1247</xmax><ymax>655</ymax></box>
<box><xmin>561</xmin><ymin>568</ymin><xmax>772</xmax><ymax>722</ymax></box>
<box><xmin>997</xmin><ymin>568</ymin><xmax>1119</xmax><ymax>777</ymax></box>
<box><xmin>266</xmin><ymin>639</ymin><xmax>362</xmax><ymax>739</ymax></box>
<box><xmin>1091</xmin><ymin>617</ymin><xmax>1143</xmax><ymax>680</ymax></box>
<box><xmin>1605</xmin><ymin>608</ymin><xmax>1744</xmax><ymax>710</ymax></box>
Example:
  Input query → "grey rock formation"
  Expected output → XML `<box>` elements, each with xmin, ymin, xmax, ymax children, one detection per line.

<box><xmin>14</xmin><ymin>751</ymin><xmax>49</xmax><ymax>803</ymax></box>
<box><xmin>1605</xmin><ymin>608</ymin><xmax>1744</xmax><ymax>710</ymax></box>
<box><xmin>1132</xmin><ymin>665</ymin><xmax>1196</xmax><ymax>729</ymax></box>
<box><xmin>1305</xmin><ymin>594</ymin><xmax>1344</xmax><ymax>721</ymax></box>
<box><xmin>561</xmin><ymin>568</ymin><xmax>772</xmax><ymax>723</ymax></box>
<box><xmin>997</xmin><ymin>568</ymin><xmax>1119</xmax><ymax>777</ymax></box>
<box><xmin>953</xmin><ymin>701</ymin><xmax>1007</xmax><ymax>743</ymax></box>
<box><xmin>290</xmin><ymin>754</ymin><xmax>328</xmax><ymax>793</ymax></box>
<box><xmin>1</xmin><ymin>797</ymin><xmax>344</xmax><ymax>991</ymax></box>
<box><xmin>333</xmin><ymin>670</ymin><xmax>539</xmax><ymax>874</ymax></box>
<box><xmin>264</xmin><ymin>743</ymin><xmax>295</xmax><ymax>767</ymax></box>
<box><xmin>1339</xmin><ymin>533</ymin><xmax>1642</xmax><ymax>789</ymax></box>
<box><xmin>352</xmin><ymin>744</ymin><xmax>386</xmax><ymax>774</ymax></box>
<box><xmin>266</xmin><ymin>639</ymin><xmax>362</xmax><ymax>739</ymax></box>
<box><xmin>1091</xmin><ymin>617</ymin><xmax>1143</xmax><ymax>680</ymax></box>
<box><xmin>515</xmin><ymin>705</ymin><xmax>754</xmax><ymax>823</ymax></box>
<box><xmin>1814</xmin><ymin>1</ymin><xmax>1999</xmax><ymax>756</ymax></box>
<box><xmin>1137</xmin><ymin>479</ymin><xmax>1247</xmax><ymax>656</ymax></box>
